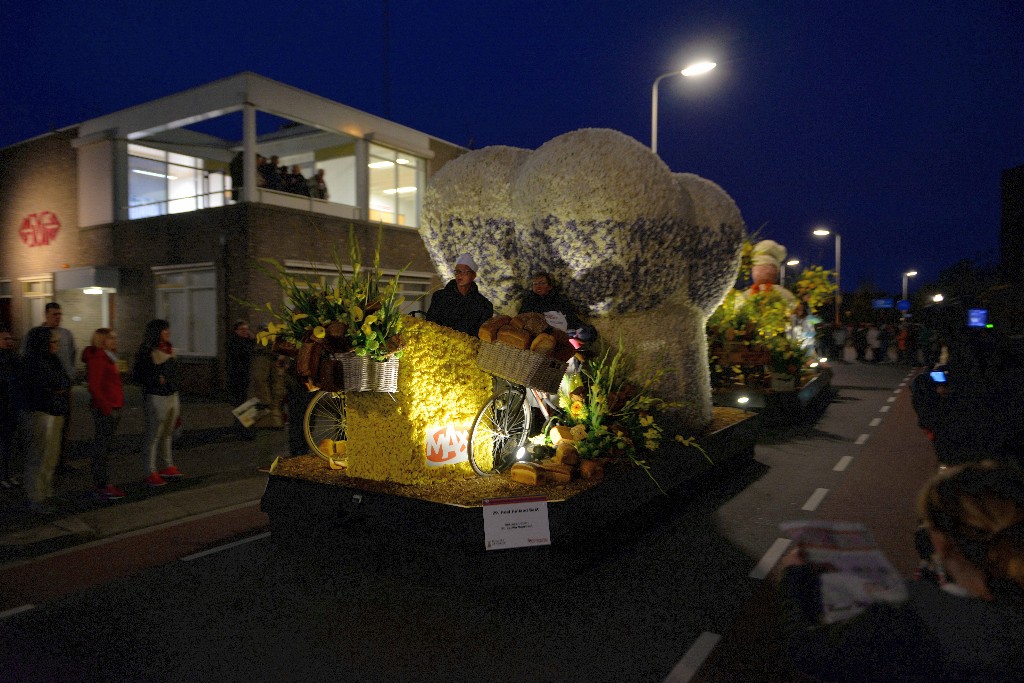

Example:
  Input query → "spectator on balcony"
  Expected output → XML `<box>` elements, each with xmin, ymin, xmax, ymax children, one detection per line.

<box><xmin>309</xmin><ymin>169</ymin><xmax>329</xmax><ymax>200</ymax></box>
<box><xmin>284</xmin><ymin>165</ymin><xmax>309</xmax><ymax>196</ymax></box>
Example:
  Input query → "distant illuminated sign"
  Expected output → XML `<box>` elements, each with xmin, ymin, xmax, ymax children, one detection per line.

<box><xmin>967</xmin><ymin>309</ymin><xmax>988</xmax><ymax>328</ymax></box>
<box><xmin>897</xmin><ymin>299</ymin><xmax>911</xmax><ymax>312</ymax></box>
<box><xmin>872</xmin><ymin>298</ymin><xmax>894</xmax><ymax>309</ymax></box>
<box><xmin>19</xmin><ymin>211</ymin><xmax>61</xmax><ymax>247</ymax></box>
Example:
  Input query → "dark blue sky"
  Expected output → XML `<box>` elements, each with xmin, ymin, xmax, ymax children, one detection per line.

<box><xmin>3</xmin><ymin>1</ymin><xmax>1021</xmax><ymax>296</ymax></box>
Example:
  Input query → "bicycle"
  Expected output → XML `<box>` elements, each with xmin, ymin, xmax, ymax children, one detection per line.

<box><xmin>303</xmin><ymin>390</ymin><xmax>346</xmax><ymax>460</ymax></box>
<box><xmin>468</xmin><ymin>326</ymin><xmax>592</xmax><ymax>476</ymax></box>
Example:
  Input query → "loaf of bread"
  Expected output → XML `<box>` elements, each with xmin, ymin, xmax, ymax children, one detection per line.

<box><xmin>538</xmin><ymin>461</ymin><xmax>573</xmax><ymax>483</ymax></box>
<box><xmin>516</xmin><ymin>312</ymin><xmax>549</xmax><ymax>336</ymax></box>
<box><xmin>551</xmin><ymin>340</ymin><xmax>577</xmax><ymax>363</ymax></box>
<box><xmin>530</xmin><ymin>332</ymin><xmax>556</xmax><ymax>355</ymax></box>
<box><xmin>510</xmin><ymin>462</ymin><xmax>544</xmax><ymax>485</ymax></box>
<box><xmin>553</xmin><ymin>441</ymin><xmax>580</xmax><ymax>466</ymax></box>
<box><xmin>549</xmin><ymin>425</ymin><xmax>575</xmax><ymax>444</ymax></box>
<box><xmin>478</xmin><ymin>315</ymin><xmax>511</xmax><ymax>342</ymax></box>
<box><xmin>578</xmin><ymin>459</ymin><xmax>604</xmax><ymax>481</ymax></box>
<box><xmin>497</xmin><ymin>326</ymin><xmax>532</xmax><ymax>350</ymax></box>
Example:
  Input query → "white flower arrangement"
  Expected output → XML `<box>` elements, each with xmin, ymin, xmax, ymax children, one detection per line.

<box><xmin>420</xmin><ymin>128</ymin><xmax>746</xmax><ymax>430</ymax></box>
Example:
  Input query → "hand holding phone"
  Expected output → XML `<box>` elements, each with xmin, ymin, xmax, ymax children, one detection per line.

<box><xmin>930</xmin><ymin>370</ymin><xmax>947</xmax><ymax>383</ymax></box>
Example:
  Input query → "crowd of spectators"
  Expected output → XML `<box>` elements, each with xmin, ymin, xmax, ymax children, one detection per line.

<box><xmin>229</xmin><ymin>153</ymin><xmax>328</xmax><ymax>201</ymax></box>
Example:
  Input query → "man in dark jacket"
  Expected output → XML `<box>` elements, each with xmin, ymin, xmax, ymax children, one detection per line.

<box><xmin>518</xmin><ymin>271</ymin><xmax>582</xmax><ymax>330</ymax></box>
<box><xmin>426</xmin><ymin>253</ymin><xmax>493</xmax><ymax>337</ymax></box>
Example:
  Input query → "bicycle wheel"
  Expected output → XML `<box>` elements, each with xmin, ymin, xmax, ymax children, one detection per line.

<box><xmin>304</xmin><ymin>391</ymin><xmax>347</xmax><ymax>460</ymax></box>
<box><xmin>468</xmin><ymin>385</ymin><xmax>531</xmax><ymax>476</ymax></box>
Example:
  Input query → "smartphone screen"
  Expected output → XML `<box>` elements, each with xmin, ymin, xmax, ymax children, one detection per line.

<box><xmin>930</xmin><ymin>370</ymin><xmax>947</xmax><ymax>383</ymax></box>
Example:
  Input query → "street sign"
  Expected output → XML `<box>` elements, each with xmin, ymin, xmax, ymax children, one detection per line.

<box><xmin>897</xmin><ymin>299</ymin><xmax>911</xmax><ymax>312</ymax></box>
<box><xmin>872</xmin><ymin>298</ymin><xmax>894</xmax><ymax>309</ymax></box>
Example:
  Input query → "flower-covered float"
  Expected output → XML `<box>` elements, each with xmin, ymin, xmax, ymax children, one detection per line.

<box><xmin>265</xmin><ymin>128</ymin><xmax>758</xmax><ymax>528</ymax></box>
<box><xmin>707</xmin><ymin>233</ymin><xmax>837</xmax><ymax>410</ymax></box>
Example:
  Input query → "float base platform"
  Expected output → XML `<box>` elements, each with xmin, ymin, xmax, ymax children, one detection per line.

<box><xmin>261</xmin><ymin>408</ymin><xmax>758</xmax><ymax>582</ymax></box>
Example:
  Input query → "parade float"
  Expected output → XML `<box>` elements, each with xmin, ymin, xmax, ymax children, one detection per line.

<box><xmin>706</xmin><ymin>236</ymin><xmax>837</xmax><ymax>424</ymax></box>
<box><xmin>261</xmin><ymin>129</ymin><xmax>759</xmax><ymax>556</ymax></box>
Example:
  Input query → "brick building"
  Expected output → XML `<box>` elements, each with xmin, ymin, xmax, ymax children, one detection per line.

<box><xmin>0</xmin><ymin>73</ymin><xmax>466</xmax><ymax>393</ymax></box>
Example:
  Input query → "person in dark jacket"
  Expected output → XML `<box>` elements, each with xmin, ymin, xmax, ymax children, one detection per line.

<box><xmin>132</xmin><ymin>319</ymin><xmax>183</xmax><ymax>487</ymax></box>
<box><xmin>779</xmin><ymin>461</ymin><xmax>1024</xmax><ymax>682</ymax></box>
<box><xmin>18</xmin><ymin>325</ymin><xmax>71</xmax><ymax>513</ymax></box>
<box><xmin>0</xmin><ymin>325</ymin><xmax>20</xmax><ymax>489</ymax></box>
<box><xmin>518</xmin><ymin>271</ymin><xmax>582</xmax><ymax>330</ymax></box>
<box><xmin>426</xmin><ymin>253</ymin><xmax>494</xmax><ymax>337</ymax></box>
<box><xmin>83</xmin><ymin>328</ymin><xmax>126</xmax><ymax>501</ymax></box>
<box><xmin>225</xmin><ymin>319</ymin><xmax>256</xmax><ymax>440</ymax></box>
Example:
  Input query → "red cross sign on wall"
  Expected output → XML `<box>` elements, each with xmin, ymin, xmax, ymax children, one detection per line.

<box><xmin>19</xmin><ymin>211</ymin><xmax>62</xmax><ymax>247</ymax></box>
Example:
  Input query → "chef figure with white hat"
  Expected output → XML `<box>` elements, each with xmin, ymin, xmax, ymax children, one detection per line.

<box><xmin>426</xmin><ymin>252</ymin><xmax>495</xmax><ymax>337</ymax></box>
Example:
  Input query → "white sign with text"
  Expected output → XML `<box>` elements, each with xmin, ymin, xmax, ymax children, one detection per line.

<box><xmin>482</xmin><ymin>496</ymin><xmax>551</xmax><ymax>550</ymax></box>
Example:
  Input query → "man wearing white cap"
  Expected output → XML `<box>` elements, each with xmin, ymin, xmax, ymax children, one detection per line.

<box><xmin>426</xmin><ymin>253</ymin><xmax>494</xmax><ymax>337</ymax></box>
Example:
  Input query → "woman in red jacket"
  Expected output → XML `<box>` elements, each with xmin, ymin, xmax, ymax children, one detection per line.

<box><xmin>83</xmin><ymin>328</ymin><xmax>126</xmax><ymax>500</ymax></box>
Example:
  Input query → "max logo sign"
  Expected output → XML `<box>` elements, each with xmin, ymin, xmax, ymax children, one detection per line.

<box><xmin>19</xmin><ymin>212</ymin><xmax>61</xmax><ymax>247</ymax></box>
<box><xmin>425</xmin><ymin>425</ymin><xmax>469</xmax><ymax>467</ymax></box>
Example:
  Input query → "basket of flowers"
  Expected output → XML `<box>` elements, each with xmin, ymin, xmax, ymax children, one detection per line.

<box><xmin>248</xmin><ymin>227</ymin><xmax>406</xmax><ymax>393</ymax></box>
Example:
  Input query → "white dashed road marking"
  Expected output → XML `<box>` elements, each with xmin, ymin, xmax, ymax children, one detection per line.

<box><xmin>663</xmin><ymin>632</ymin><xmax>722</xmax><ymax>683</ymax></box>
<box><xmin>802</xmin><ymin>488</ymin><xmax>829</xmax><ymax>511</ymax></box>
<box><xmin>834</xmin><ymin>456</ymin><xmax>854</xmax><ymax>471</ymax></box>
<box><xmin>750</xmin><ymin>538</ymin><xmax>792</xmax><ymax>580</ymax></box>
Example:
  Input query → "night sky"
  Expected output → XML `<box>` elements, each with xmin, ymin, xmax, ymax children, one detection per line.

<box><xmin>3</xmin><ymin>1</ymin><xmax>1022</xmax><ymax>296</ymax></box>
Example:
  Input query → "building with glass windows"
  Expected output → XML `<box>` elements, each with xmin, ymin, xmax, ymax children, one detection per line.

<box><xmin>0</xmin><ymin>72</ymin><xmax>466</xmax><ymax>391</ymax></box>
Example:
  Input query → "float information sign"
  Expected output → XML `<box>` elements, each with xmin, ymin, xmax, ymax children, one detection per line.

<box><xmin>482</xmin><ymin>496</ymin><xmax>551</xmax><ymax>550</ymax></box>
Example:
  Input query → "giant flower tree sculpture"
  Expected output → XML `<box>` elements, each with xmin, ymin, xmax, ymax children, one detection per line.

<box><xmin>421</xmin><ymin>128</ymin><xmax>745</xmax><ymax>431</ymax></box>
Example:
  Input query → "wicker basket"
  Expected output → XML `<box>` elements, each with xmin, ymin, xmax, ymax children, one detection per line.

<box><xmin>477</xmin><ymin>342</ymin><xmax>567</xmax><ymax>393</ymax></box>
<box><xmin>334</xmin><ymin>353</ymin><xmax>400</xmax><ymax>392</ymax></box>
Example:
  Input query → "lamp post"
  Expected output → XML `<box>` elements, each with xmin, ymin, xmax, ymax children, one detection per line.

<box><xmin>651</xmin><ymin>61</ymin><xmax>716</xmax><ymax>155</ymax></box>
<box><xmin>781</xmin><ymin>259</ymin><xmax>799</xmax><ymax>287</ymax></box>
<box><xmin>813</xmin><ymin>228</ymin><xmax>841</xmax><ymax>325</ymax></box>
<box><xmin>902</xmin><ymin>270</ymin><xmax>917</xmax><ymax>319</ymax></box>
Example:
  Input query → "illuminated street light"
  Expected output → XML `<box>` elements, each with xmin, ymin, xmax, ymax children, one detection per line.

<box><xmin>902</xmin><ymin>270</ymin><xmax>918</xmax><ymax>319</ymax></box>
<box><xmin>781</xmin><ymin>258</ymin><xmax>800</xmax><ymax>287</ymax></box>
<box><xmin>813</xmin><ymin>228</ymin><xmax>841</xmax><ymax>325</ymax></box>
<box><xmin>902</xmin><ymin>270</ymin><xmax>918</xmax><ymax>302</ymax></box>
<box><xmin>651</xmin><ymin>60</ymin><xmax>717</xmax><ymax>154</ymax></box>
<box><xmin>933</xmin><ymin>293</ymin><xmax>944</xmax><ymax>303</ymax></box>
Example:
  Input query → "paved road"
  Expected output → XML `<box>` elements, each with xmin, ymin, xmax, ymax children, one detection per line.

<box><xmin>0</xmin><ymin>362</ymin><xmax>937</xmax><ymax>682</ymax></box>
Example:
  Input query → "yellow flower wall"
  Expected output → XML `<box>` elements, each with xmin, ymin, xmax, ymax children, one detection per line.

<box><xmin>345</xmin><ymin>316</ymin><xmax>494</xmax><ymax>484</ymax></box>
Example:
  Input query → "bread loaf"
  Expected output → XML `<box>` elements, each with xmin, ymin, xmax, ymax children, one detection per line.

<box><xmin>553</xmin><ymin>441</ymin><xmax>580</xmax><ymax>466</ymax></box>
<box><xmin>551</xmin><ymin>340</ymin><xmax>577</xmax><ymax>363</ymax></box>
<box><xmin>530</xmin><ymin>332</ymin><xmax>556</xmax><ymax>356</ymax></box>
<box><xmin>516</xmin><ymin>312</ymin><xmax>549</xmax><ymax>336</ymax></box>
<box><xmin>510</xmin><ymin>462</ymin><xmax>544</xmax><ymax>485</ymax></box>
<box><xmin>478</xmin><ymin>315</ymin><xmax>511</xmax><ymax>342</ymax></box>
<box><xmin>538</xmin><ymin>461</ymin><xmax>574</xmax><ymax>483</ymax></box>
<box><xmin>549</xmin><ymin>425</ymin><xmax>575</xmax><ymax>444</ymax></box>
<box><xmin>578</xmin><ymin>459</ymin><xmax>604</xmax><ymax>481</ymax></box>
<box><xmin>497</xmin><ymin>326</ymin><xmax>532</xmax><ymax>350</ymax></box>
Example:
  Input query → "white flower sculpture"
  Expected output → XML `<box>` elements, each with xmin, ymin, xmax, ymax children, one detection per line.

<box><xmin>421</xmin><ymin>128</ymin><xmax>745</xmax><ymax>430</ymax></box>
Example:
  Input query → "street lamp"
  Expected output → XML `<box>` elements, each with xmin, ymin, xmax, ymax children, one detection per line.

<box><xmin>651</xmin><ymin>60</ymin><xmax>717</xmax><ymax>154</ymax></box>
<box><xmin>813</xmin><ymin>228</ymin><xmax>841</xmax><ymax>325</ymax></box>
<box><xmin>902</xmin><ymin>270</ymin><xmax>917</xmax><ymax>319</ymax></box>
<box><xmin>781</xmin><ymin>259</ymin><xmax>800</xmax><ymax>287</ymax></box>
<box><xmin>902</xmin><ymin>270</ymin><xmax>917</xmax><ymax>302</ymax></box>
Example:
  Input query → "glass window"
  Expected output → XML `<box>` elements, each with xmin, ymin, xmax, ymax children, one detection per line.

<box><xmin>153</xmin><ymin>265</ymin><xmax>216</xmax><ymax>356</ymax></box>
<box><xmin>367</xmin><ymin>144</ymin><xmax>424</xmax><ymax>227</ymax></box>
<box><xmin>128</xmin><ymin>145</ymin><xmax>229</xmax><ymax>220</ymax></box>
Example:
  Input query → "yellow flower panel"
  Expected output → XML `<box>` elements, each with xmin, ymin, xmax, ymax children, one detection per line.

<box><xmin>345</xmin><ymin>317</ymin><xmax>494</xmax><ymax>484</ymax></box>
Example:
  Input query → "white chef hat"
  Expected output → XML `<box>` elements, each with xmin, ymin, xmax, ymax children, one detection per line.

<box><xmin>751</xmin><ymin>240</ymin><xmax>787</xmax><ymax>268</ymax></box>
<box><xmin>455</xmin><ymin>253</ymin><xmax>477</xmax><ymax>272</ymax></box>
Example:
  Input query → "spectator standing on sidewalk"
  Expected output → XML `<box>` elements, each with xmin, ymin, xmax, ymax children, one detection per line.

<box><xmin>225</xmin><ymin>319</ymin><xmax>256</xmax><ymax>440</ymax></box>
<box><xmin>779</xmin><ymin>461</ymin><xmax>1024</xmax><ymax>681</ymax></box>
<box><xmin>82</xmin><ymin>328</ymin><xmax>126</xmax><ymax>501</ymax></box>
<box><xmin>0</xmin><ymin>325</ymin><xmax>20</xmax><ymax>489</ymax></box>
<box><xmin>18</xmin><ymin>326</ymin><xmax>71</xmax><ymax>514</ymax></box>
<box><xmin>132</xmin><ymin>320</ymin><xmax>183</xmax><ymax>487</ymax></box>
<box><xmin>23</xmin><ymin>303</ymin><xmax>76</xmax><ymax>476</ymax></box>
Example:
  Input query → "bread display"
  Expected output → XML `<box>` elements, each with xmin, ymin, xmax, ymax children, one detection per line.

<box><xmin>478</xmin><ymin>315</ymin><xmax>511</xmax><ymax>342</ymax></box>
<box><xmin>477</xmin><ymin>312</ymin><xmax>582</xmax><ymax>364</ymax></box>
<box><xmin>496</xmin><ymin>326</ymin><xmax>532</xmax><ymax>350</ymax></box>
<box><xmin>510</xmin><ymin>462</ymin><xmax>544</xmax><ymax>485</ymax></box>
<box><xmin>529</xmin><ymin>333</ymin><xmax>556</xmax><ymax>355</ymax></box>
